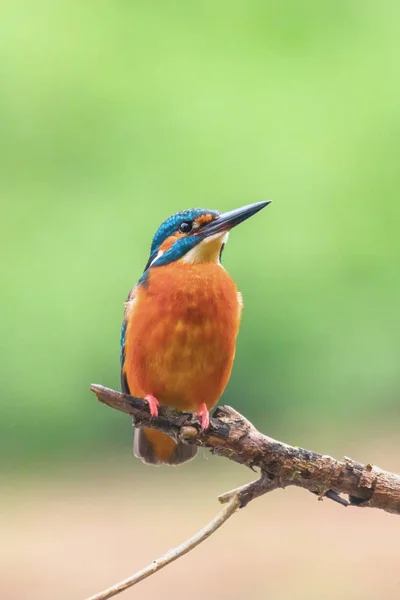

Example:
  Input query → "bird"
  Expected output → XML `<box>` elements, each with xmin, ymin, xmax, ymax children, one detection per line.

<box><xmin>120</xmin><ymin>200</ymin><xmax>271</xmax><ymax>465</ymax></box>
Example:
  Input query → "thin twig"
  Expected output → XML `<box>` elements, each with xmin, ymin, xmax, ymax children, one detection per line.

<box><xmin>85</xmin><ymin>492</ymin><xmax>241</xmax><ymax>600</ymax></box>
<box><xmin>218</xmin><ymin>474</ymin><xmax>279</xmax><ymax>507</ymax></box>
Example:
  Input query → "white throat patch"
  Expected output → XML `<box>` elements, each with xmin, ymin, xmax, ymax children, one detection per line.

<box><xmin>181</xmin><ymin>231</ymin><xmax>229</xmax><ymax>264</ymax></box>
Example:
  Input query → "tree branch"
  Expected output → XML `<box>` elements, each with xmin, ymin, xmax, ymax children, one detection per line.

<box><xmin>87</xmin><ymin>384</ymin><xmax>400</xmax><ymax>599</ymax></box>
<box><xmin>90</xmin><ymin>384</ymin><xmax>400</xmax><ymax>515</ymax></box>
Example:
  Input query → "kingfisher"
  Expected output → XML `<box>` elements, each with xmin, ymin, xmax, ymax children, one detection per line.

<box><xmin>120</xmin><ymin>200</ymin><xmax>270</xmax><ymax>465</ymax></box>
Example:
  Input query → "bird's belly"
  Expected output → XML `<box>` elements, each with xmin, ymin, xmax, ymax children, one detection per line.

<box><xmin>147</xmin><ymin>323</ymin><xmax>232</xmax><ymax>410</ymax></box>
<box><xmin>124</xmin><ymin>266</ymin><xmax>241</xmax><ymax>411</ymax></box>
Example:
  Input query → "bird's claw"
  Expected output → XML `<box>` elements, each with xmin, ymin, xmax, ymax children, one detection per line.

<box><xmin>144</xmin><ymin>394</ymin><xmax>159</xmax><ymax>417</ymax></box>
<box><xmin>198</xmin><ymin>402</ymin><xmax>210</xmax><ymax>430</ymax></box>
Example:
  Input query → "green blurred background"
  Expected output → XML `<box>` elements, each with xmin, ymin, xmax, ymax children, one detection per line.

<box><xmin>1</xmin><ymin>1</ymin><xmax>399</xmax><ymax>599</ymax></box>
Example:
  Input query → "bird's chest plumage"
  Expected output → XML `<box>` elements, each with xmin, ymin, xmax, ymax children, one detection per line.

<box><xmin>123</xmin><ymin>263</ymin><xmax>242</xmax><ymax>411</ymax></box>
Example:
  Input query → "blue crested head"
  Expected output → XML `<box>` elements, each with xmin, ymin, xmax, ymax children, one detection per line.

<box><xmin>142</xmin><ymin>208</ymin><xmax>219</xmax><ymax>274</ymax></box>
<box><xmin>149</xmin><ymin>208</ymin><xmax>220</xmax><ymax>259</ymax></box>
<box><xmin>140</xmin><ymin>201</ymin><xmax>271</xmax><ymax>279</ymax></box>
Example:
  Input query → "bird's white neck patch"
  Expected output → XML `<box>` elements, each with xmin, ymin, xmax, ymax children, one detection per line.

<box><xmin>181</xmin><ymin>231</ymin><xmax>229</xmax><ymax>264</ymax></box>
<box><xmin>149</xmin><ymin>250</ymin><xmax>164</xmax><ymax>267</ymax></box>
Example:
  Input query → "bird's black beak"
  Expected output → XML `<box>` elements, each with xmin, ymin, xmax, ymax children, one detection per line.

<box><xmin>200</xmin><ymin>200</ymin><xmax>271</xmax><ymax>238</ymax></box>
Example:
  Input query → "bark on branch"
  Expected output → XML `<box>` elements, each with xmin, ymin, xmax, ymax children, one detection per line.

<box><xmin>90</xmin><ymin>384</ymin><xmax>400</xmax><ymax>515</ymax></box>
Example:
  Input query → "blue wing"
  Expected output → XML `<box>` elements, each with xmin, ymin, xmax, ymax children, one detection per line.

<box><xmin>120</xmin><ymin>318</ymin><xmax>130</xmax><ymax>394</ymax></box>
<box><xmin>120</xmin><ymin>286</ymin><xmax>138</xmax><ymax>395</ymax></box>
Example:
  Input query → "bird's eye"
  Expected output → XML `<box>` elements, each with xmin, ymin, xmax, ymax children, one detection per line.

<box><xmin>179</xmin><ymin>221</ymin><xmax>193</xmax><ymax>233</ymax></box>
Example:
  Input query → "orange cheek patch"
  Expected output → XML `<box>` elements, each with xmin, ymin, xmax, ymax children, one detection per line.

<box><xmin>195</xmin><ymin>214</ymin><xmax>214</xmax><ymax>227</ymax></box>
<box><xmin>159</xmin><ymin>234</ymin><xmax>181</xmax><ymax>253</ymax></box>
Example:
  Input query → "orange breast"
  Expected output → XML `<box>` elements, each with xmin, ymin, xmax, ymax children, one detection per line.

<box><xmin>123</xmin><ymin>262</ymin><xmax>242</xmax><ymax>412</ymax></box>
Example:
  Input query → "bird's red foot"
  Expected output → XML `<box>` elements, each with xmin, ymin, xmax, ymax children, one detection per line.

<box><xmin>198</xmin><ymin>402</ymin><xmax>210</xmax><ymax>430</ymax></box>
<box><xmin>144</xmin><ymin>394</ymin><xmax>159</xmax><ymax>417</ymax></box>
